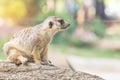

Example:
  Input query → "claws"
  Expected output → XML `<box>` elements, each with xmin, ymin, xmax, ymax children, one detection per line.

<box><xmin>49</xmin><ymin>60</ymin><xmax>52</xmax><ymax>63</ymax></box>
<box><xmin>40</xmin><ymin>61</ymin><xmax>55</xmax><ymax>66</ymax></box>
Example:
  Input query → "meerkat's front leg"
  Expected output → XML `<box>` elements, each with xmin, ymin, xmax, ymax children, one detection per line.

<box><xmin>41</xmin><ymin>47</ymin><xmax>49</xmax><ymax>63</ymax></box>
<box><xmin>31</xmin><ymin>46</ymin><xmax>42</xmax><ymax>64</ymax></box>
<box><xmin>41</xmin><ymin>47</ymin><xmax>54</xmax><ymax>66</ymax></box>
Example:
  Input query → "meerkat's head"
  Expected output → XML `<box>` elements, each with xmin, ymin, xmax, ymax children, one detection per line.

<box><xmin>42</xmin><ymin>16</ymin><xmax>70</xmax><ymax>31</ymax></box>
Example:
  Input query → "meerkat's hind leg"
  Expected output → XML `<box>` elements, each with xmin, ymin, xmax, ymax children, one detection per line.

<box><xmin>7</xmin><ymin>49</ymin><xmax>28</xmax><ymax>66</ymax></box>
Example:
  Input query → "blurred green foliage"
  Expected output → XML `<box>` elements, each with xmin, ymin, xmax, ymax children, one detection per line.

<box><xmin>0</xmin><ymin>39</ymin><xmax>7</xmax><ymax>59</ymax></box>
<box><xmin>85</xmin><ymin>17</ymin><xmax>106</xmax><ymax>38</ymax></box>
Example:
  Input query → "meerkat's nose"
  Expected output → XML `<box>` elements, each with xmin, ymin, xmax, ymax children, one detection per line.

<box><xmin>67</xmin><ymin>23</ymin><xmax>70</xmax><ymax>27</ymax></box>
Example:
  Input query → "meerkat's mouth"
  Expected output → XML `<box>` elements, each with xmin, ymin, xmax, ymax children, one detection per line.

<box><xmin>61</xmin><ymin>23</ymin><xmax>70</xmax><ymax>29</ymax></box>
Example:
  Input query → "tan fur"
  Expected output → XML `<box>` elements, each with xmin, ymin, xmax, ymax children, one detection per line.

<box><xmin>3</xmin><ymin>16</ymin><xmax>70</xmax><ymax>65</ymax></box>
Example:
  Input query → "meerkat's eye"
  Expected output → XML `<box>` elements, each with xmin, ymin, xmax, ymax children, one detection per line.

<box><xmin>58</xmin><ymin>19</ymin><xmax>64</xmax><ymax>25</ymax></box>
<box><xmin>49</xmin><ymin>21</ymin><xmax>53</xmax><ymax>28</ymax></box>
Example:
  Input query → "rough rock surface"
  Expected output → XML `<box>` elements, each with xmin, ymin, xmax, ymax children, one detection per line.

<box><xmin>0</xmin><ymin>61</ymin><xmax>104</xmax><ymax>80</ymax></box>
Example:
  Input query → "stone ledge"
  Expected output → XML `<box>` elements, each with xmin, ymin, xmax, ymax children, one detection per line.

<box><xmin>0</xmin><ymin>61</ymin><xmax>104</xmax><ymax>80</ymax></box>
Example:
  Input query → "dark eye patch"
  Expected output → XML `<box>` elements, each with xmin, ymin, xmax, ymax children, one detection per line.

<box><xmin>58</xmin><ymin>19</ymin><xmax>64</xmax><ymax>25</ymax></box>
<box><xmin>49</xmin><ymin>21</ymin><xmax>53</xmax><ymax>28</ymax></box>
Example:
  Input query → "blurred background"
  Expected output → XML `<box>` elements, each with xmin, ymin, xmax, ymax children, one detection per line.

<box><xmin>0</xmin><ymin>0</ymin><xmax>120</xmax><ymax>80</ymax></box>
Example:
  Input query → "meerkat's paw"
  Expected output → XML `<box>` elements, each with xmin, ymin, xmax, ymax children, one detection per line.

<box><xmin>48</xmin><ymin>60</ymin><xmax>52</xmax><ymax>63</ymax></box>
<box><xmin>48</xmin><ymin>63</ymin><xmax>55</xmax><ymax>66</ymax></box>
<box><xmin>17</xmin><ymin>56</ymin><xmax>28</xmax><ymax>65</ymax></box>
<box><xmin>41</xmin><ymin>61</ymin><xmax>54</xmax><ymax>66</ymax></box>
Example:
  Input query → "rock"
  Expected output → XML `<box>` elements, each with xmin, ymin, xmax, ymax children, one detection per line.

<box><xmin>0</xmin><ymin>61</ymin><xmax>104</xmax><ymax>80</ymax></box>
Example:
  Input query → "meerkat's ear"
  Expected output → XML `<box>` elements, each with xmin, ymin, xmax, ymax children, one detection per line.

<box><xmin>49</xmin><ymin>21</ymin><xmax>53</xmax><ymax>28</ymax></box>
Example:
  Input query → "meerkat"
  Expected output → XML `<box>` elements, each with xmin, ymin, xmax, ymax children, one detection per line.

<box><xmin>3</xmin><ymin>16</ymin><xmax>70</xmax><ymax>65</ymax></box>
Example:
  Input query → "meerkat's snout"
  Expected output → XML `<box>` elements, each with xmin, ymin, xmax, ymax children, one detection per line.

<box><xmin>61</xmin><ymin>22</ymin><xmax>70</xmax><ymax>29</ymax></box>
<box><xmin>58</xmin><ymin>19</ymin><xmax>70</xmax><ymax>29</ymax></box>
